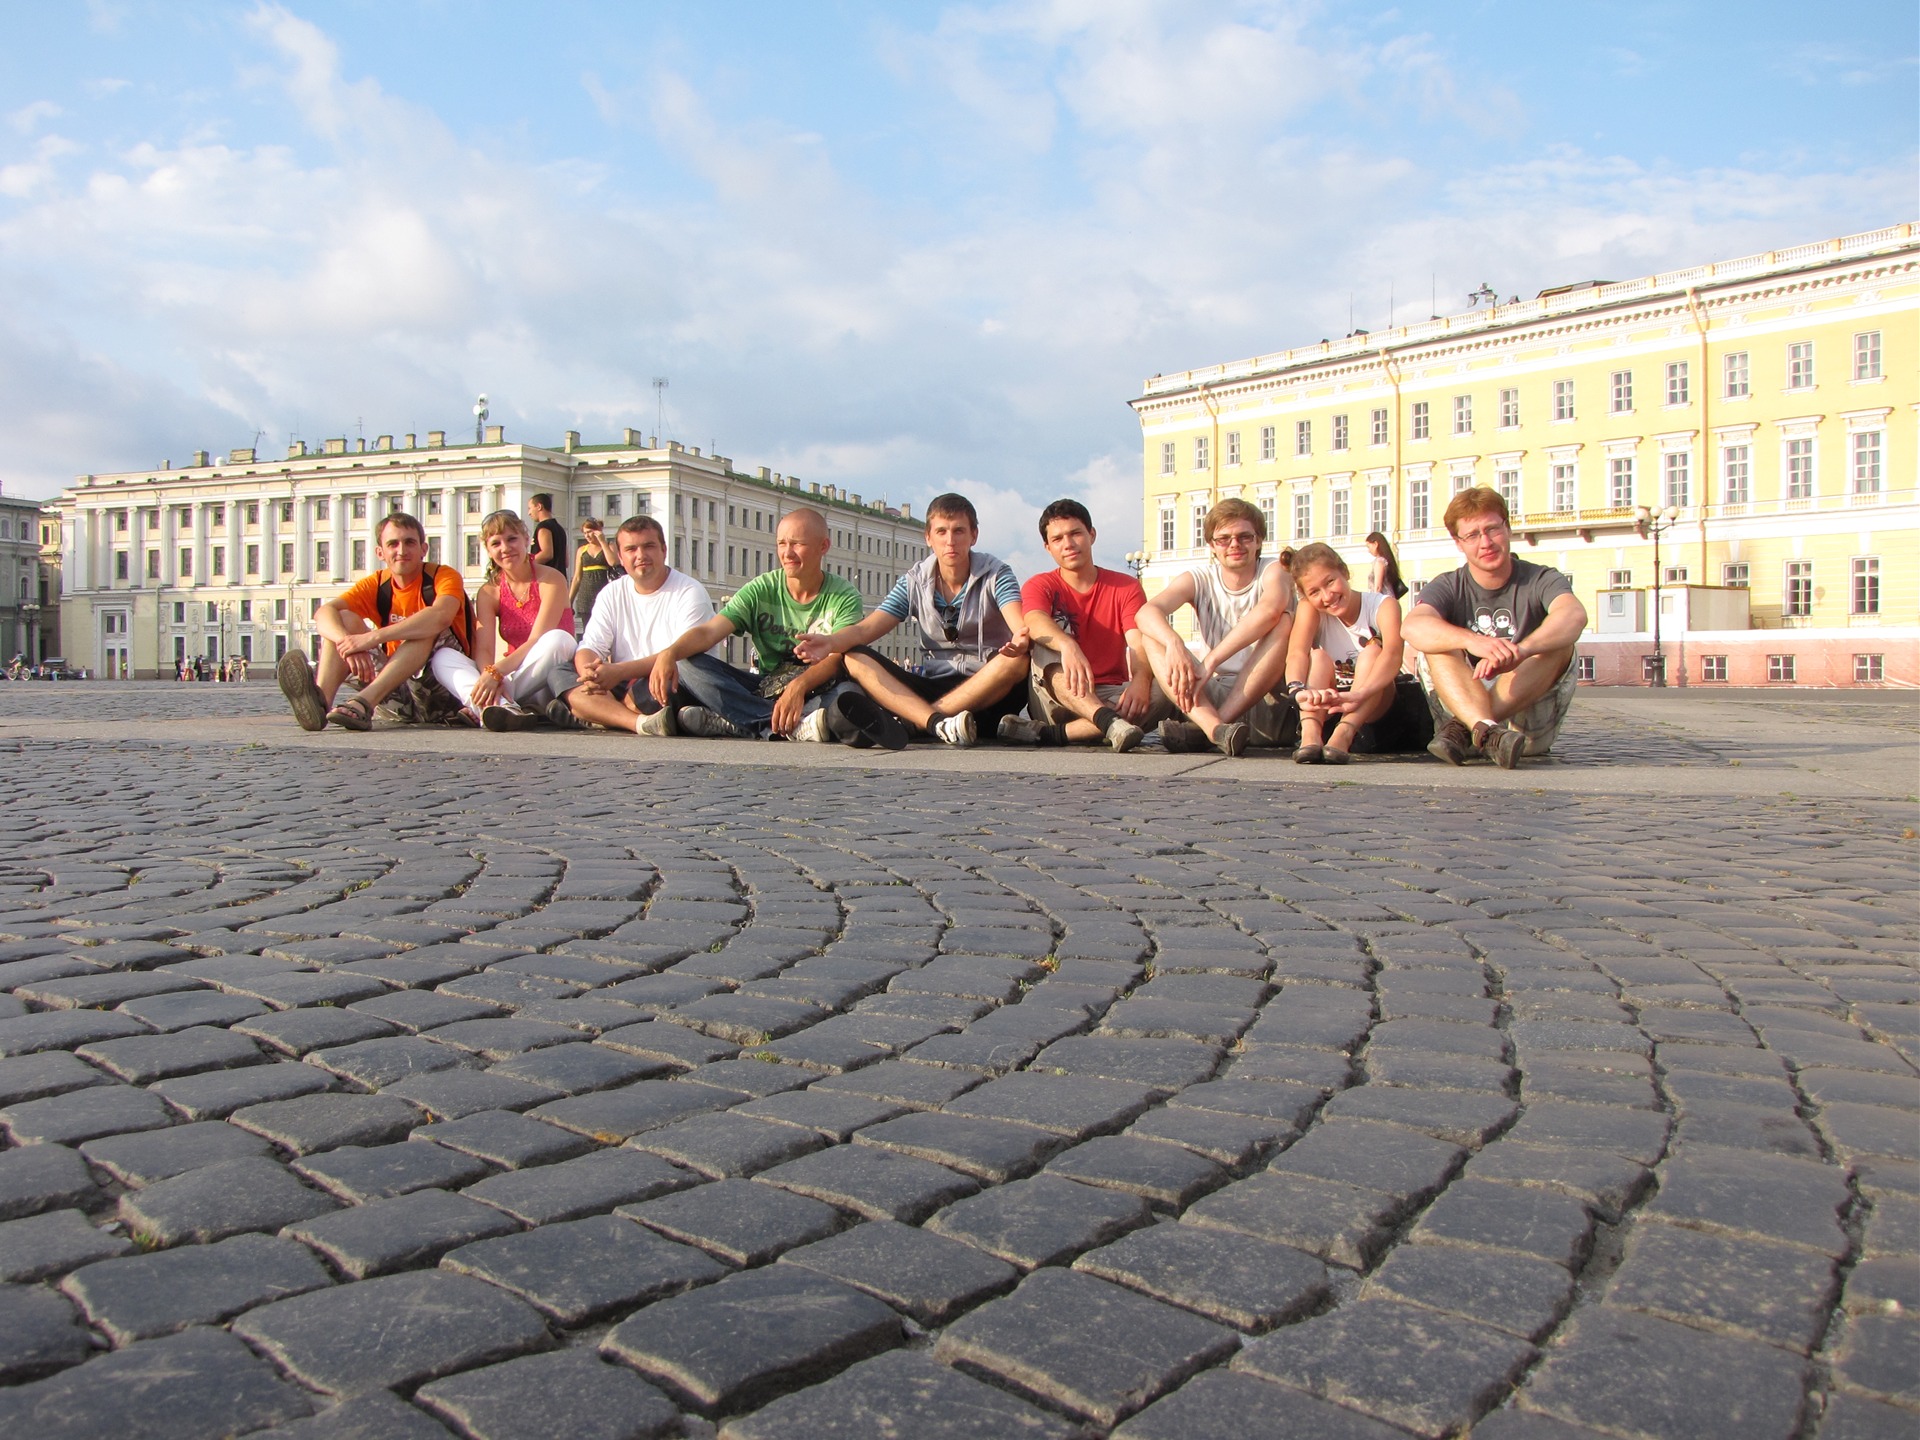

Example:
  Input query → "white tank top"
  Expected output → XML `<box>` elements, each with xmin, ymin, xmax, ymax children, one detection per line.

<box><xmin>1192</xmin><ymin>563</ymin><xmax>1282</xmax><ymax>678</ymax></box>
<box><xmin>1314</xmin><ymin>589</ymin><xmax>1386</xmax><ymax>667</ymax></box>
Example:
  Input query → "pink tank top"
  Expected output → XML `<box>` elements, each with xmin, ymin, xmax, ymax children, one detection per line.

<box><xmin>498</xmin><ymin>575</ymin><xmax>572</xmax><ymax>649</ymax></box>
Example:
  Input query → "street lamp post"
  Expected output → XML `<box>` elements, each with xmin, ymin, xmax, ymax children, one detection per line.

<box><xmin>1636</xmin><ymin>504</ymin><xmax>1680</xmax><ymax>687</ymax></box>
<box><xmin>1123</xmin><ymin>550</ymin><xmax>1149</xmax><ymax>578</ymax></box>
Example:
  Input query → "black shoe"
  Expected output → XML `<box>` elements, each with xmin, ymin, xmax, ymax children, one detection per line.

<box><xmin>1160</xmin><ymin>719</ymin><xmax>1209</xmax><ymax>754</ymax></box>
<box><xmin>829</xmin><ymin>691</ymin><xmax>908</xmax><ymax>751</ymax></box>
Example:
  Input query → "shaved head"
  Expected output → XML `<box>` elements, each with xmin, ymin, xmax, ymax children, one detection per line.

<box><xmin>778</xmin><ymin>507</ymin><xmax>828</xmax><ymax>543</ymax></box>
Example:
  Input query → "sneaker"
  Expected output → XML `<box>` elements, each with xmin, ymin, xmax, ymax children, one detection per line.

<box><xmin>277</xmin><ymin>650</ymin><xmax>328</xmax><ymax>731</ymax></box>
<box><xmin>481</xmin><ymin>702</ymin><xmax>540</xmax><ymax>732</ymax></box>
<box><xmin>678</xmin><ymin>705</ymin><xmax>747</xmax><ymax>739</ymax></box>
<box><xmin>793</xmin><ymin>709</ymin><xmax>833</xmax><ymax>743</ymax></box>
<box><xmin>997</xmin><ymin>715</ymin><xmax>1044</xmax><ymax>745</ymax></box>
<box><xmin>1105</xmin><ymin>717</ymin><xmax>1144</xmax><ymax>753</ymax></box>
<box><xmin>932</xmin><ymin>712</ymin><xmax>976</xmax><ymax>747</ymax></box>
<box><xmin>1159</xmin><ymin>719</ymin><xmax>1209</xmax><ymax>754</ymax></box>
<box><xmin>544</xmin><ymin>697</ymin><xmax>583</xmax><ymax>729</ymax></box>
<box><xmin>634</xmin><ymin>706</ymin><xmax>676</xmax><ymax>737</ymax></box>
<box><xmin>1212</xmin><ymin>721</ymin><xmax>1249</xmax><ymax>758</ymax></box>
<box><xmin>828</xmin><ymin>692</ymin><xmax>907</xmax><ymax>751</ymax></box>
<box><xmin>1486</xmin><ymin>726</ymin><xmax>1526</xmax><ymax>770</ymax></box>
<box><xmin>1427</xmin><ymin>718</ymin><xmax>1474</xmax><ymax>766</ymax></box>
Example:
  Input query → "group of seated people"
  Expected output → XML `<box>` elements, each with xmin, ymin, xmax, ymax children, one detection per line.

<box><xmin>276</xmin><ymin>484</ymin><xmax>1588</xmax><ymax>772</ymax></box>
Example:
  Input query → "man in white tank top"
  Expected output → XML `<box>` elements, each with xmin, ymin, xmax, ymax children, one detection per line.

<box><xmin>1139</xmin><ymin>498</ymin><xmax>1294</xmax><ymax>756</ymax></box>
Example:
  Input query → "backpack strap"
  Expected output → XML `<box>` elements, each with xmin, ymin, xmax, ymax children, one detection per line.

<box><xmin>374</xmin><ymin>564</ymin><xmax>473</xmax><ymax>656</ymax></box>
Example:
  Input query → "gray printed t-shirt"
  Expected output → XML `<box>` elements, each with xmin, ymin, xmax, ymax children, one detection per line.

<box><xmin>1413</xmin><ymin>558</ymin><xmax>1572</xmax><ymax>644</ymax></box>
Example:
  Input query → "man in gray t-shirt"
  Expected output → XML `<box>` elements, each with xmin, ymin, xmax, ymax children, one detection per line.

<box><xmin>1402</xmin><ymin>486</ymin><xmax>1587</xmax><ymax>769</ymax></box>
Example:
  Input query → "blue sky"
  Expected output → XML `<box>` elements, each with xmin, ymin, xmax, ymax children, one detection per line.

<box><xmin>1</xmin><ymin>1</ymin><xmax>1913</xmax><ymax>568</ymax></box>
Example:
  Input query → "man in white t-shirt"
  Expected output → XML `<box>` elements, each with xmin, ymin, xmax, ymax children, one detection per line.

<box><xmin>1140</xmin><ymin>498</ymin><xmax>1294</xmax><ymax>757</ymax></box>
<box><xmin>563</xmin><ymin>515</ymin><xmax>715</xmax><ymax>736</ymax></box>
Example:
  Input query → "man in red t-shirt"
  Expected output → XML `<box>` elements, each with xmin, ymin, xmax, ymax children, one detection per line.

<box><xmin>1005</xmin><ymin>499</ymin><xmax>1172</xmax><ymax>752</ymax></box>
<box><xmin>276</xmin><ymin>511</ymin><xmax>467</xmax><ymax>732</ymax></box>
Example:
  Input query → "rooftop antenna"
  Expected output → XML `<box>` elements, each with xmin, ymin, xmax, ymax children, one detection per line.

<box><xmin>1430</xmin><ymin>271</ymin><xmax>1438</xmax><ymax>321</ymax></box>
<box><xmin>1388</xmin><ymin>282</ymin><xmax>1394</xmax><ymax>330</ymax></box>
<box><xmin>473</xmin><ymin>394</ymin><xmax>488</xmax><ymax>444</ymax></box>
<box><xmin>653</xmin><ymin>377</ymin><xmax>668</xmax><ymax>439</ymax></box>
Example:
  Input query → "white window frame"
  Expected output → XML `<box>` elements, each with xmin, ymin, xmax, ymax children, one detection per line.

<box><xmin>1368</xmin><ymin>483</ymin><xmax>1389</xmax><ymax>533</ymax></box>
<box><xmin>1609</xmin><ymin>457</ymin><xmax>1635</xmax><ymax>510</ymax></box>
<box><xmin>1295</xmin><ymin>420</ymin><xmax>1311</xmax><ymax>457</ymax></box>
<box><xmin>1855</xmin><ymin>653</ymin><xmax>1884</xmax><ymax>682</ymax></box>
<box><xmin>1551</xmin><ymin>381</ymin><xmax>1573</xmax><ymax>423</ymax></box>
<box><xmin>1722</xmin><ymin>562</ymin><xmax>1749</xmax><ymax>589</ymax></box>
<box><xmin>1787</xmin><ymin>341</ymin><xmax>1814</xmax><ymax>390</ymax></box>
<box><xmin>1665</xmin><ymin>361</ymin><xmax>1690</xmax><ymax>407</ymax></box>
<box><xmin>1226</xmin><ymin>430</ymin><xmax>1241</xmax><ymax>467</ymax></box>
<box><xmin>1784</xmin><ymin>561</ymin><xmax>1813</xmax><ymax>617</ymax></box>
<box><xmin>1194</xmin><ymin>436</ymin><xmax>1209</xmax><ymax>471</ymax></box>
<box><xmin>1611</xmin><ymin>370</ymin><xmax>1634</xmax><ymax>413</ymax></box>
<box><xmin>1550</xmin><ymin>463</ymin><xmax>1576</xmax><ymax>513</ymax></box>
<box><xmin>1495</xmin><ymin>468</ymin><xmax>1521</xmax><ymax>515</ymax></box>
<box><xmin>1370</xmin><ymin>409</ymin><xmax>1388</xmax><ymax>447</ymax></box>
<box><xmin>1330</xmin><ymin>487</ymin><xmax>1351</xmax><ymax>537</ymax></box>
<box><xmin>1408</xmin><ymin>477</ymin><xmax>1430</xmax><ymax>531</ymax></box>
<box><xmin>1411</xmin><ymin>401</ymin><xmax>1430</xmax><ymax>440</ymax></box>
<box><xmin>1259</xmin><ymin>425</ymin><xmax>1276</xmax><ymax>463</ymax></box>
<box><xmin>1720</xmin><ymin>445</ymin><xmax>1750</xmax><ymax>505</ymax></box>
<box><xmin>1723</xmin><ymin>351</ymin><xmax>1750</xmax><ymax>398</ymax></box>
<box><xmin>1852</xmin><ymin>556</ymin><xmax>1880</xmax><ymax>615</ymax></box>
<box><xmin>1662</xmin><ymin>451</ymin><xmax>1691</xmax><ymax>509</ymax></box>
<box><xmin>1291</xmin><ymin>490</ymin><xmax>1312</xmax><ymax>542</ymax></box>
<box><xmin>1160</xmin><ymin>442</ymin><xmax>1176</xmax><ymax>476</ymax></box>
<box><xmin>1784</xmin><ymin>437</ymin><xmax>1815</xmax><ymax>500</ymax></box>
<box><xmin>1851</xmin><ymin>431</ymin><xmax>1883</xmax><ymax>495</ymax></box>
<box><xmin>1331</xmin><ymin>415</ymin><xmax>1349</xmax><ymax>452</ymax></box>
<box><xmin>1853</xmin><ymin>331</ymin><xmax>1882</xmax><ymax>381</ymax></box>
<box><xmin>1452</xmin><ymin>395</ymin><xmax>1472</xmax><ymax>435</ymax></box>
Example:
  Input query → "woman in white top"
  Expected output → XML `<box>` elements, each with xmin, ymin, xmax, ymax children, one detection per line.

<box><xmin>1282</xmin><ymin>542</ymin><xmax>1405</xmax><ymax>764</ymax></box>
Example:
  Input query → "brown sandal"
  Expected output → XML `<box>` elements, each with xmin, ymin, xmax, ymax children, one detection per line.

<box><xmin>325</xmin><ymin>695</ymin><xmax>374</xmax><ymax>731</ymax></box>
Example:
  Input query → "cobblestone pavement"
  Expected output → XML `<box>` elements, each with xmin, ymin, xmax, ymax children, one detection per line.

<box><xmin>0</xmin><ymin>688</ymin><xmax>1914</xmax><ymax>1439</ymax></box>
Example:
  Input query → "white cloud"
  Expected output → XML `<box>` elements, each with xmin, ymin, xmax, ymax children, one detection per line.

<box><xmin>8</xmin><ymin>101</ymin><xmax>62</xmax><ymax>136</ymax></box>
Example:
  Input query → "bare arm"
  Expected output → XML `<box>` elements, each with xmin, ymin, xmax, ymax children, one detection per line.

<box><xmin>492</xmin><ymin>567</ymin><xmax>571</xmax><ymax>678</ymax></box>
<box><xmin>793</xmin><ymin>608</ymin><xmax>901</xmax><ymax>664</ymax></box>
<box><xmin>1134</xmin><ymin>600</ymin><xmax>1199</xmax><ymax>710</ymax></box>
<box><xmin>648</xmin><ymin>614</ymin><xmax>737</xmax><ymax>708</ymax></box>
<box><xmin>1202</xmin><ymin>563</ymin><xmax>1291</xmax><ymax>676</ymax></box>
<box><xmin>1024</xmin><ymin>606</ymin><xmax>1094</xmax><ymax>698</ymax></box>
<box><xmin>1330</xmin><ymin>597</ymin><xmax>1403</xmax><ymax>710</ymax></box>
<box><xmin>997</xmin><ymin>598</ymin><xmax>1031</xmax><ymax>658</ymax></box>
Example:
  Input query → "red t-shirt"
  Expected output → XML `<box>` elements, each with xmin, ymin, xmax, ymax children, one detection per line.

<box><xmin>1021</xmin><ymin>566</ymin><xmax>1145</xmax><ymax>686</ymax></box>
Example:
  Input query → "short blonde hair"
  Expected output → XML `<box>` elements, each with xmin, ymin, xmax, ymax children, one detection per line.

<box><xmin>480</xmin><ymin>510</ymin><xmax>530</xmax><ymax>582</ymax></box>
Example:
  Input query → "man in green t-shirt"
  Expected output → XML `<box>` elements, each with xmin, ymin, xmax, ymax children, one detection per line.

<box><xmin>650</xmin><ymin>507</ymin><xmax>868</xmax><ymax>740</ymax></box>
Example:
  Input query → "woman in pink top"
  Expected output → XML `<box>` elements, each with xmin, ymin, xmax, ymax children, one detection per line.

<box><xmin>438</xmin><ymin>510</ymin><xmax>578</xmax><ymax>730</ymax></box>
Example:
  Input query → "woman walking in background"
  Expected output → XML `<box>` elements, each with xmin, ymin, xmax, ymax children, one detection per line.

<box><xmin>1365</xmin><ymin>531</ymin><xmax>1408</xmax><ymax>598</ymax></box>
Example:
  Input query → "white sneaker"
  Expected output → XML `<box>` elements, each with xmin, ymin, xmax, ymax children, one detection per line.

<box><xmin>932</xmin><ymin>712</ymin><xmax>976</xmax><ymax>747</ymax></box>
<box><xmin>1105</xmin><ymin>717</ymin><xmax>1145</xmax><ymax>753</ymax></box>
<box><xmin>997</xmin><ymin>715</ymin><xmax>1044</xmax><ymax>744</ymax></box>
<box><xmin>635</xmin><ymin>706</ymin><xmax>676</xmax><ymax>737</ymax></box>
<box><xmin>793</xmin><ymin>709</ymin><xmax>833</xmax><ymax>743</ymax></box>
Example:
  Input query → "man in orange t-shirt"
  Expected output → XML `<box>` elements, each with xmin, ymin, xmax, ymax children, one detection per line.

<box><xmin>276</xmin><ymin>511</ymin><xmax>468</xmax><ymax>731</ymax></box>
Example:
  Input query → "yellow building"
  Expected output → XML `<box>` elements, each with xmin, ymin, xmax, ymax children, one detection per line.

<box><xmin>1131</xmin><ymin>224</ymin><xmax>1917</xmax><ymax>686</ymax></box>
<box><xmin>53</xmin><ymin>429</ymin><xmax>928</xmax><ymax>680</ymax></box>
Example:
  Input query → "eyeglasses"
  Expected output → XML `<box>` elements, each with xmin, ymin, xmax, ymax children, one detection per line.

<box><xmin>1455</xmin><ymin>525</ymin><xmax>1508</xmax><ymax>545</ymax></box>
<box><xmin>1209</xmin><ymin>532</ymin><xmax>1259</xmax><ymax>548</ymax></box>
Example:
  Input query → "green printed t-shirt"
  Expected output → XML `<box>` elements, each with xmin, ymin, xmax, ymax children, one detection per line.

<box><xmin>721</xmin><ymin>570</ymin><xmax>865</xmax><ymax>694</ymax></box>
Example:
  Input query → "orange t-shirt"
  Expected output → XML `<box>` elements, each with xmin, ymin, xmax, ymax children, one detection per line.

<box><xmin>336</xmin><ymin>564</ymin><xmax>468</xmax><ymax>653</ymax></box>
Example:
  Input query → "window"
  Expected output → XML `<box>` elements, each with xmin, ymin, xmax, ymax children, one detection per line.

<box><xmin>1663</xmin><ymin>566</ymin><xmax>1689</xmax><ymax>584</ymax></box>
<box><xmin>314</xmin><ymin>497</ymin><xmax>329</xmax><ymax>521</ymax></box>
<box><xmin>1226</xmin><ymin>431</ymin><xmax>1241</xmax><ymax>466</ymax></box>
<box><xmin>1608</xmin><ymin>569</ymin><xmax>1632</xmax><ymax>588</ymax></box>
<box><xmin>606</xmin><ymin>494</ymin><xmax>622</xmax><ymax>518</ymax></box>
<box><xmin>1453</xmin><ymin>395</ymin><xmax>1472</xmax><ymax>435</ymax></box>
<box><xmin>1663</xmin><ymin>452</ymin><xmax>1691</xmax><ymax>509</ymax></box>
<box><xmin>211</xmin><ymin>546</ymin><xmax>225</xmax><ymax>577</ymax></box>
<box><xmin>1451</xmin><ymin>469</ymin><xmax>1472</xmax><ymax>496</ymax></box>
<box><xmin>1855</xmin><ymin>654</ymin><xmax>1884</xmax><ymax>683</ymax></box>
<box><xmin>239</xmin><ymin>600</ymin><xmax>252</xmax><ymax>622</ymax></box>
<box><xmin>247</xmin><ymin>503</ymin><xmax>262</xmax><ymax>526</ymax></box>
<box><xmin>1642</xmin><ymin>655</ymin><xmax>1666</xmax><ymax>684</ymax></box>
<box><xmin>1702</xmin><ymin>655</ymin><xmax>1728</xmax><ymax>682</ymax></box>
<box><xmin>1292</xmin><ymin>491</ymin><xmax>1312</xmax><ymax>541</ymax></box>
<box><xmin>314</xmin><ymin>541</ymin><xmax>330</xmax><ymax>572</ymax></box>
<box><xmin>144</xmin><ymin>549</ymin><xmax>159</xmax><ymax>579</ymax></box>
<box><xmin>1158</xmin><ymin>503</ymin><xmax>1176</xmax><ymax>553</ymax></box>
<box><xmin>1853</xmin><ymin>331</ymin><xmax>1882</xmax><ymax>380</ymax></box>
<box><xmin>279</xmin><ymin>542</ymin><xmax>293</xmax><ymax>573</ymax></box>
<box><xmin>1411</xmin><ymin>402</ymin><xmax>1430</xmax><ymax>440</ymax></box>
<box><xmin>465</xmin><ymin>535</ymin><xmax>481</xmax><ymax>566</ymax></box>
<box><xmin>1785</xmin><ymin>438</ymin><xmax>1815</xmax><ymax>499</ymax></box>
<box><xmin>176</xmin><ymin>506</ymin><xmax>192</xmax><ymax>529</ymax></box>
<box><xmin>115</xmin><ymin>509</ymin><xmax>129</xmax><ymax>532</ymax></box>
<box><xmin>1784</xmin><ymin>561</ymin><xmax>1813</xmax><ymax>617</ymax></box>
<box><xmin>1191</xmin><ymin>503</ymin><xmax>1207</xmax><ymax>550</ymax></box>
<box><xmin>707</xmin><ymin>542</ymin><xmax>716</xmax><ymax>573</ymax></box>
<box><xmin>1370</xmin><ymin>409</ymin><xmax>1388</xmax><ymax>446</ymax></box>
<box><xmin>115</xmin><ymin>552</ymin><xmax>129</xmax><ymax>580</ymax></box>
<box><xmin>205</xmin><ymin>601</ymin><xmax>218</xmax><ymax>623</ymax></box>
<box><xmin>1295</xmin><ymin>420</ymin><xmax>1311</xmax><ymax>456</ymax></box>
<box><xmin>1768</xmin><ymin>654</ymin><xmax>1797</xmax><ymax>682</ymax></box>
<box><xmin>1575</xmin><ymin>655</ymin><xmax>1596</xmax><ymax>682</ymax></box>
<box><xmin>1665</xmin><ymin>362</ymin><xmax>1689</xmax><ymax>406</ymax></box>
<box><xmin>1369</xmin><ymin>484</ymin><xmax>1388</xmax><ymax>532</ymax></box>
<box><xmin>1550</xmin><ymin>464</ymin><xmax>1575</xmax><ymax>513</ymax></box>
<box><xmin>1160</xmin><ymin>442</ymin><xmax>1176</xmax><ymax>475</ymax></box>
<box><xmin>1609</xmin><ymin>457</ymin><xmax>1635</xmax><ymax>509</ymax></box>
<box><xmin>351</xmin><ymin>539</ymin><xmax>367</xmax><ymax>571</ymax></box>
<box><xmin>421</xmin><ymin>493</ymin><xmax>439</xmax><ymax>517</ymax></box>
<box><xmin>350</xmin><ymin>497</ymin><xmax>366</xmax><ymax>520</ymax></box>
<box><xmin>727</xmin><ymin>546</ymin><xmax>736</xmax><ymax>576</ymax></box>
<box><xmin>1723</xmin><ymin>351</ymin><xmax>1749</xmax><ymax>398</ymax></box>
<box><xmin>464</xmin><ymin>492</ymin><xmax>481</xmax><ymax>515</ymax></box>
<box><xmin>1787</xmin><ymin>341</ymin><xmax>1814</xmax><ymax>389</ymax></box>
<box><xmin>1331</xmin><ymin>415</ymin><xmax>1349</xmax><ymax>452</ymax></box>
<box><xmin>274</xmin><ymin>598</ymin><xmax>287</xmax><ymax>622</ymax></box>
<box><xmin>674</xmin><ymin>536</ymin><xmax>684</xmax><ymax>569</ymax></box>
<box><xmin>1554</xmin><ymin>381</ymin><xmax>1575</xmax><ymax>422</ymax></box>
<box><xmin>1408</xmin><ymin>478</ymin><xmax>1429</xmax><ymax>531</ymax></box>
<box><xmin>1496</xmin><ymin>469</ymin><xmax>1521</xmax><ymax>514</ymax></box>
<box><xmin>1194</xmin><ymin>436</ymin><xmax>1210</xmax><ymax>470</ymax></box>
<box><xmin>279</xmin><ymin>501</ymin><xmax>293</xmax><ymax>523</ymax></box>
<box><xmin>1852</xmin><ymin>557</ymin><xmax>1880</xmax><ymax>615</ymax></box>
<box><xmin>729</xmin><ymin>507</ymin><xmax>737</xmax><ymax>526</ymax></box>
<box><xmin>1501</xmin><ymin>387</ymin><xmax>1522</xmax><ymax>428</ymax></box>
<box><xmin>178</xmin><ymin>548</ymin><xmax>192</xmax><ymax>578</ymax></box>
<box><xmin>1610</xmin><ymin>370</ymin><xmax>1634</xmax><ymax>413</ymax></box>
<box><xmin>577</xmin><ymin>495</ymin><xmax>594</xmax><ymax>519</ymax></box>
<box><xmin>1721</xmin><ymin>445</ymin><xmax>1750</xmax><ymax>505</ymax></box>
<box><xmin>172</xmin><ymin>602</ymin><xmax>186</xmax><ymax>623</ymax></box>
<box><xmin>244</xmin><ymin>544</ymin><xmax>259</xmax><ymax>575</ymax></box>
<box><xmin>1259</xmin><ymin>425</ymin><xmax>1276</xmax><ymax>462</ymax></box>
<box><xmin>209</xmin><ymin>505</ymin><xmax>225</xmax><ymax>528</ymax></box>
<box><xmin>1330</xmin><ymin>489</ymin><xmax>1350</xmax><ymax>536</ymax></box>
<box><xmin>1852</xmin><ymin>432</ymin><xmax>1883</xmax><ymax>494</ymax></box>
<box><xmin>1722</xmin><ymin>563</ymin><xmax>1749</xmax><ymax>588</ymax></box>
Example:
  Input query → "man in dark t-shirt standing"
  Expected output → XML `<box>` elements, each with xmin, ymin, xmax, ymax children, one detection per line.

<box><xmin>1402</xmin><ymin>486</ymin><xmax>1587</xmax><ymax>769</ymax></box>
<box><xmin>528</xmin><ymin>494</ymin><xmax>568</xmax><ymax>577</ymax></box>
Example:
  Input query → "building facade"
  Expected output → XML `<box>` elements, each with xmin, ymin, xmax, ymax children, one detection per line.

<box><xmin>0</xmin><ymin>487</ymin><xmax>51</xmax><ymax>665</ymax></box>
<box><xmin>53</xmin><ymin>429</ymin><xmax>929</xmax><ymax>679</ymax></box>
<box><xmin>1131</xmin><ymin>225</ymin><xmax>1918</xmax><ymax>686</ymax></box>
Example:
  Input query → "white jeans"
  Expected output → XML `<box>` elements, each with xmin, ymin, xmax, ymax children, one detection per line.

<box><xmin>434</xmin><ymin>629</ymin><xmax>579</xmax><ymax>714</ymax></box>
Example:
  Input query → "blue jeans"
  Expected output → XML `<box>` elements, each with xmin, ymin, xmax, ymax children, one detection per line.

<box><xmin>676</xmin><ymin>653</ymin><xmax>843</xmax><ymax>738</ymax></box>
